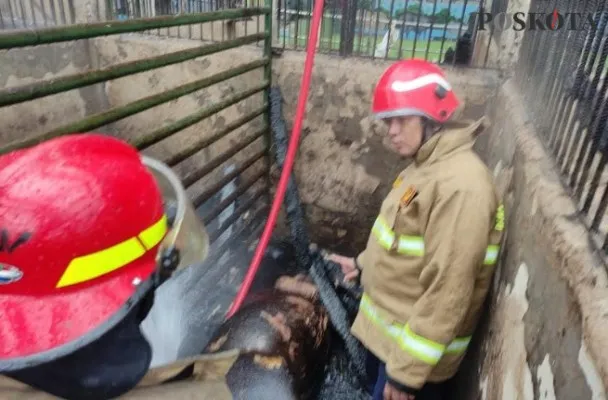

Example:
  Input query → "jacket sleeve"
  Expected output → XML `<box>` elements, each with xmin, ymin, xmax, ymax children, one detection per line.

<box><xmin>385</xmin><ymin>184</ymin><xmax>495</xmax><ymax>394</ymax></box>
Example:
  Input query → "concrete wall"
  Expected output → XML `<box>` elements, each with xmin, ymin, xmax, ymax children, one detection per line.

<box><xmin>0</xmin><ymin>39</ymin><xmax>108</xmax><ymax>146</ymax></box>
<box><xmin>89</xmin><ymin>35</ymin><xmax>268</xmax><ymax>205</ymax></box>
<box><xmin>448</xmin><ymin>79</ymin><xmax>608</xmax><ymax>400</ymax></box>
<box><xmin>471</xmin><ymin>0</ymin><xmax>531</xmax><ymax>71</ymax></box>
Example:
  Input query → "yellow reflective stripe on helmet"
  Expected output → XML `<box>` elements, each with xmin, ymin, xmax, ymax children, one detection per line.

<box><xmin>139</xmin><ymin>215</ymin><xmax>168</xmax><ymax>250</ymax></box>
<box><xmin>359</xmin><ymin>294</ymin><xmax>470</xmax><ymax>364</ymax></box>
<box><xmin>371</xmin><ymin>215</ymin><xmax>500</xmax><ymax>264</ymax></box>
<box><xmin>56</xmin><ymin>215</ymin><xmax>168</xmax><ymax>288</ymax></box>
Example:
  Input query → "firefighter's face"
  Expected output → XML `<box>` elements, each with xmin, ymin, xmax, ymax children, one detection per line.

<box><xmin>385</xmin><ymin>115</ymin><xmax>424</xmax><ymax>157</ymax></box>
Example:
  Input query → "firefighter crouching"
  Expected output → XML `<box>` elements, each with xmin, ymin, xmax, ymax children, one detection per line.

<box><xmin>0</xmin><ymin>134</ymin><xmax>234</xmax><ymax>399</ymax></box>
<box><xmin>330</xmin><ymin>59</ymin><xmax>505</xmax><ymax>400</ymax></box>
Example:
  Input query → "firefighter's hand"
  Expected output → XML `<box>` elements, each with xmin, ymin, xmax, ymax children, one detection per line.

<box><xmin>383</xmin><ymin>382</ymin><xmax>415</xmax><ymax>400</ymax></box>
<box><xmin>327</xmin><ymin>253</ymin><xmax>359</xmax><ymax>282</ymax></box>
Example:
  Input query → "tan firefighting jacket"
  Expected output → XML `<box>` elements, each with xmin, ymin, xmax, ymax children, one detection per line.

<box><xmin>0</xmin><ymin>350</ymin><xmax>240</xmax><ymax>399</ymax></box>
<box><xmin>351</xmin><ymin>116</ymin><xmax>505</xmax><ymax>392</ymax></box>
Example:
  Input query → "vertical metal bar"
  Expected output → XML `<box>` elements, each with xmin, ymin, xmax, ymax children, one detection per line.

<box><xmin>603</xmin><ymin>226</ymin><xmax>608</xmax><ymax>253</ymax></box>
<box><xmin>566</xmin><ymin>12</ymin><xmax>608</xmax><ymax>181</ymax></box>
<box><xmin>364</xmin><ymin>2</ymin><xmax>372</xmax><ymax>55</ymax></box>
<box><xmin>451</xmin><ymin>0</ymin><xmax>468</xmax><ymax>67</ymax></box>
<box><xmin>18</xmin><ymin>0</ymin><xmax>27</xmax><ymax>27</ymax></box>
<box><xmin>309</xmin><ymin>0</ymin><xmax>314</xmax><ymax>50</ymax></box>
<box><xmin>438</xmin><ymin>0</ymin><xmax>454</xmax><ymax>63</ymax></box>
<box><xmin>328</xmin><ymin>1</ymin><xmax>336</xmax><ymax>52</ymax></box>
<box><xmin>384</xmin><ymin>0</ymin><xmax>396</xmax><ymax>59</ymax></box>
<box><xmin>58</xmin><ymin>0</ymin><xmax>67</xmax><ymax>24</ymax></box>
<box><xmin>482</xmin><ymin>10</ymin><xmax>495</xmax><ymax>68</ymax></box>
<box><xmin>256</xmin><ymin>0</ymin><xmax>260</xmax><ymax>45</ymax></box>
<box><xmin>424</xmin><ymin>0</ymin><xmax>439</xmax><ymax>61</ymax></box>
<box><xmin>397</xmin><ymin>0</ymin><xmax>411</xmax><ymax>59</ymax></box>
<box><xmin>263</xmin><ymin>0</ymin><xmax>272</xmax><ymax>205</ymax></box>
<box><xmin>28</xmin><ymin>0</ymin><xmax>38</xmax><ymax>27</ymax></box>
<box><xmin>474</xmin><ymin>0</ymin><xmax>488</xmax><ymax>68</ymax></box>
<box><xmin>411</xmin><ymin>0</ymin><xmax>424</xmax><ymax>59</ymax></box>
<box><xmin>591</xmin><ymin>170</ymin><xmax>608</xmax><ymax>231</ymax></box>
<box><xmin>550</xmin><ymin>1</ymin><xmax>600</xmax><ymax>152</ymax></box>
<box><xmin>177</xmin><ymin>0</ymin><xmax>182</xmax><ymax>38</ymax></box>
<box><xmin>188</xmin><ymin>0</ymin><xmax>193</xmax><ymax>38</ymax></box>
<box><xmin>105</xmin><ymin>0</ymin><xmax>112</xmax><ymax>21</ymax></box>
<box><xmin>356</xmin><ymin>1</ymin><xmax>366</xmax><ymax>55</ymax></box>
<box><xmin>371</xmin><ymin>0</ymin><xmax>381</xmax><ymax>57</ymax></box>
<box><xmin>0</xmin><ymin>4</ymin><xmax>4</xmax><ymax>29</ymax></box>
<box><xmin>8</xmin><ymin>0</ymin><xmax>17</xmax><ymax>29</ymax></box>
<box><xmin>68</xmin><ymin>0</ymin><xmax>76</xmax><ymax>24</ymax></box>
<box><xmin>201</xmin><ymin>6</ymin><xmax>204</xmax><ymax>40</ymax></box>
<box><xmin>282</xmin><ymin>0</ymin><xmax>287</xmax><ymax>49</ymax></box>
<box><xmin>41</xmin><ymin>0</ymin><xmax>50</xmax><ymax>26</ymax></box>
<box><xmin>575</xmin><ymin>80</ymin><xmax>608</xmax><ymax>205</ymax></box>
<box><xmin>559</xmin><ymin>9</ymin><xmax>607</xmax><ymax>174</ymax></box>
<box><xmin>293</xmin><ymin>0</ymin><xmax>300</xmax><ymax>49</ymax></box>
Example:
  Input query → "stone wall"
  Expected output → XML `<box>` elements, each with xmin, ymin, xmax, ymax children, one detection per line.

<box><xmin>0</xmin><ymin>40</ymin><xmax>108</xmax><ymax>146</ymax></box>
<box><xmin>90</xmin><ymin>36</ymin><xmax>267</xmax><ymax>199</ymax></box>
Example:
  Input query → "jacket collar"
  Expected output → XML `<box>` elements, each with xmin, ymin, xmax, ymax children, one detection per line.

<box><xmin>414</xmin><ymin>116</ymin><xmax>489</xmax><ymax>166</ymax></box>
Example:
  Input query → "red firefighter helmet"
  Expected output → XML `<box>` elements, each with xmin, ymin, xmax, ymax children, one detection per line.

<box><xmin>0</xmin><ymin>133</ymin><xmax>209</xmax><ymax>371</ymax></box>
<box><xmin>372</xmin><ymin>59</ymin><xmax>460</xmax><ymax>123</ymax></box>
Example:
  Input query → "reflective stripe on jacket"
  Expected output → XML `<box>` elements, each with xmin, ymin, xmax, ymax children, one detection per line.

<box><xmin>350</xmin><ymin>116</ymin><xmax>504</xmax><ymax>391</ymax></box>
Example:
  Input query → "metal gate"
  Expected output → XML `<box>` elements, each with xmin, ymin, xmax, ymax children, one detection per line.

<box><xmin>514</xmin><ymin>0</ymin><xmax>608</xmax><ymax>254</ymax></box>
<box><xmin>0</xmin><ymin>5</ymin><xmax>273</xmax><ymax>261</ymax></box>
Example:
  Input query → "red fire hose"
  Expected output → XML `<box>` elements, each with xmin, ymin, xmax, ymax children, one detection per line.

<box><xmin>225</xmin><ymin>0</ymin><xmax>325</xmax><ymax>319</ymax></box>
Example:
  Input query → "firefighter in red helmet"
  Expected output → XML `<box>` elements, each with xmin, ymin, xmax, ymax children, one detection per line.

<box><xmin>0</xmin><ymin>133</ymin><xmax>210</xmax><ymax>399</ymax></box>
<box><xmin>330</xmin><ymin>59</ymin><xmax>505</xmax><ymax>400</ymax></box>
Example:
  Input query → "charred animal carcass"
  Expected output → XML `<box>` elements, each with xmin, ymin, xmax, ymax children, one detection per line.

<box><xmin>204</xmin><ymin>270</ymin><xmax>331</xmax><ymax>400</ymax></box>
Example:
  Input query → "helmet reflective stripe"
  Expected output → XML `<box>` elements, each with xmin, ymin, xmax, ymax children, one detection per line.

<box><xmin>56</xmin><ymin>215</ymin><xmax>168</xmax><ymax>288</ymax></box>
<box><xmin>390</xmin><ymin>73</ymin><xmax>452</xmax><ymax>93</ymax></box>
<box><xmin>373</xmin><ymin>108</ymin><xmax>431</xmax><ymax>120</ymax></box>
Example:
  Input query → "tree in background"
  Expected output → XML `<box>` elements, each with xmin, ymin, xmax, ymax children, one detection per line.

<box><xmin>394</xmin><ymin>3</ymin><xmax>422</xmax><ymax>20</ymax></box>
<box><xmin>430</xmin><ymin>8</ymin><xmax>455</xmax><ymax>24</ymax></box>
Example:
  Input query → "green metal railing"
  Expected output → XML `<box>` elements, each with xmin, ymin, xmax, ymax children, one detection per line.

<box><xmin>0</xmin><ymin>5</ymin><xmax>273</xmax><ymax>249</ymax></box>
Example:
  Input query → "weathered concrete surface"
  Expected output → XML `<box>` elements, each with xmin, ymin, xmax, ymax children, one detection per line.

<box><xmin>91</xmin><ymin>35</ymin><xmax>267</xmax><ymax>201</ymax></box>
<box><xmin>272</xmin><ymin>50</ymin><xmax>501</xmax><ymax>253</ymax></box>
<box><xmin>471</xmin><ymin>0</ymin><xmax>531</xmax><ymax>71</ymax></box>
<box><xmin>451</xmin><ymin>78</ymin><xmax>608</xmax><ymax>400</ymax></box>
<box><xmin>0</xmin><ymin>40</ymin><xmax>108</xmax><ymax>146</ymax></box>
